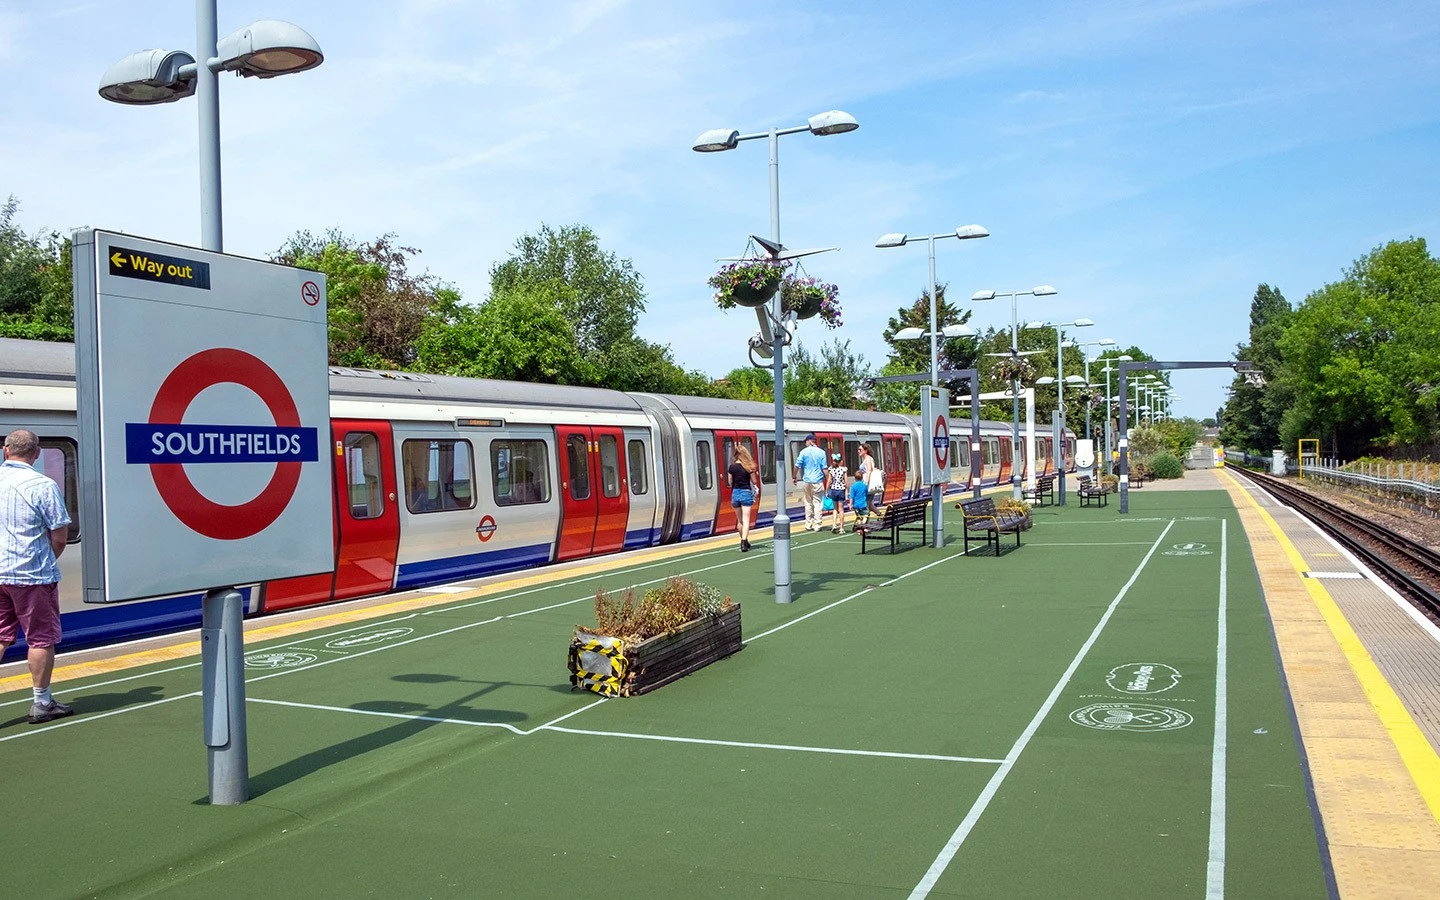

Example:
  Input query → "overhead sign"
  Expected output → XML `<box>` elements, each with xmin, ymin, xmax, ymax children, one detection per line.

<box><xmin>73</xmin><ymin>230</ymin><xmax>332</xmax><ymax>603</ymax></box>
<box><xmin>920</xmin><ymin>387</ymin><xmax>951</xmax><ymax>486</ymax></box>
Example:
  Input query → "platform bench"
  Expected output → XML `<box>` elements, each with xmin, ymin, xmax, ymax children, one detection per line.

<box><xmin>960</xmin><ymin>497</ymin><xmax>1025</xmax><ymax>556</ymax></box>
<box><xmin>856</xmin><ymin>496</ymin><xmax>931</xmax><ymax>554</ymax></box>
<box><xmin>1077</xmin><ymin>475</ymin><xmax>1108</xmax><ymax>507</ymax></box>
<box><xmin>1022</xmin><ymin>474</ymin><xmax>1055</xmax><ymax>507</ymax></box>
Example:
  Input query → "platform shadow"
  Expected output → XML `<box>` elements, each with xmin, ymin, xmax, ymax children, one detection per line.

<box><xmin>0</xmin><ymin>684</ymin><xmax>167</xmax><ymax>730</ymax></box>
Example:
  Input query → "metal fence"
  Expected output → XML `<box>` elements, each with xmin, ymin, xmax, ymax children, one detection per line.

<box><xmin>1239</xmin><ymin>452</ymin><xmax>1440</xmax><ymax>510</ymax></box>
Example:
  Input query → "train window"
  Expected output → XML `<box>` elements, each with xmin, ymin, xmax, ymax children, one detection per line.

<box><xmin>950</xmin><ymin>440</ymin><xmax>960</xmax><ymax>469</ymax></box>
<box><xmin>721</xmin><ymin>436</ymin><xmax>735</xmax><ymax>476</ymax></box>
<box><xmin>402</xmin><ymin>439</ymin><xmax>475</xmax><ymax>513</ymax></box>
<box><xmin>864</xmin><ymin>440</ymin><xmax>880</xmax><ymax>471</ymax></box>
<box><xmin>696</xmin><ymin>440</ymin><xmax>713</xmax><ymax>490</ymax></box>
<box><xmin>902</xmin><ymin>439</ymin><xmax>911</xmax><ymax>470</ymax></box>
<box><xmin>599</xmin><ymin>434</ymin><xmax>621</xmax><ymax>499</ymax></box>
<box><xmin>35</xmin><ymin>439</ymin><xmax>79</xmax><ymax>543</ymax></box>
<box><xmin>956</xmin><ymin>440</ymin><xmax>971</xmax><ymax>469</ymax></box>
<box><xmin>566</xmin><ymin>434</ymin><xmax>592</xmax><ymax>501</ymax></box>
<box><xmin>627</xmin><ymin>440</ymin><xmax>648</xmax><ymax>495</ymax></box>
<box><xmin>344</xmin><ymin>432</ymin><xmax>383</xmax><ymax>520</ymax></box>
<box><xmin>739</xmin><ymin>436</ymin><xmax>758</xmax><ymax>483</ymax></box>
<box><xmin>758</xmin><ymin>441</ymin><xmax>777</xmax><ymax>485</ymax></box>
<box><xmin>492</xmin><ymin>440</ymin><xmax>550</xmax><ymax>506</ymax></box>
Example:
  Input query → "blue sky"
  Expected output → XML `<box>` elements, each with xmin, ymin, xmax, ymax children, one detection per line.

<box><xmin>3</xmin><ymin>0</ymin><xmax>1437</xmax><ymax>419</ymax></box>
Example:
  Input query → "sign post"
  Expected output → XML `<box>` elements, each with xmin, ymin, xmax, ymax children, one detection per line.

<box><xmin>920</xmin><ymin>387</ymin><xmax>951</xmax><ymax>548</ymax></box>
<box><xmin>73</xmin><ymin>230</ymin><xmax>332</xmax><ymax>805</ymax></box>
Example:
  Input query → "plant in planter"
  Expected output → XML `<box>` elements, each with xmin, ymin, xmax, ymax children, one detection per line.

<box><xmin>994</xmin><ymin>495</ymin><xmax>1034</xmax><ymax>530</ymax></box>
<box><xmin>1100</xmin><ymin>473</ymin><xmax>1119</xmax><ymax>492</ymax></box>
<box><xmin>708</xmin><ymin>259</ymin><xmax>788</xmax><ymax>309</ymax></box>
<box><xmin>568</xmin><ymin>577</ymin><xmax>741</xmax><ymax>697</ymax></box>
<box><xmin>780</xmin><ymin>276</ymin><xmax>842</xmax><ymax>328</ymax></box>
<box><xmin>990</xmin><ymin>355</ymin><xmax>1036</xmax><ymax>385</ymax></box>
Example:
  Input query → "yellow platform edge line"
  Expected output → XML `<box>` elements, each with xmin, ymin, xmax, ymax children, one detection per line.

<box><xmin>1223</xmin><ymin>470</ymin><xmax>1440</xmax><ymax>823</ymax></box>
<box><xmin>0</xmin><ymin>523</ymin><xmax>771</xmax><ymax>695</ymax></box>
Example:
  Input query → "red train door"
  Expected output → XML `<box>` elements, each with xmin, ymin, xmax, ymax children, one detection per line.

<box><xmin>264</xmin><ymin>420</ymin><xmax>400</xmax><ymax>612</ymax></box>
<box><xmin>713</xmin><ymin>431</ymin><xmax>759</xmax><ymax>534</ymax></box>
<box><xmin>557</xmin><ymin>426</ymin><xmax>630</xmax><ymax>561</ymax></box>
<box><xmin>882</xmin><ymin>434</ymin><xmax>905</xmax><ymax>504</ymax></box>
<box><xmin>998</xmin><ymin>436</ymin><xmax>1013</xmax><ymax>485</ymax></box>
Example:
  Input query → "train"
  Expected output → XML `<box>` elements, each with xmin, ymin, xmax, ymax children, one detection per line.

<box><xmin>1</xmin><ymin>336</ymin><xmax>1075</xmax><ymax>658</ymax></box>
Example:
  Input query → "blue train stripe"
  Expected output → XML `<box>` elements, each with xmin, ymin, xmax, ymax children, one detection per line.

<box><xmin>395</xmin><ymin>543</ymin><xmax>552</xmax><ymax>590</ymax></box>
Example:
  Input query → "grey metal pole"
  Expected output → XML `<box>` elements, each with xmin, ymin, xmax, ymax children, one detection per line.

<box><xmin>968</xmin><ymin>370</ymin><xmax>982</xmax><ymax>501</ymax></box>
<box><xmin>928</xmin><ymin>235</ymin><xmax>943</xmax><ymax>548</ymax></box>
<box><xmin>1119</xmin><ymin>369</ymin><xmax>1130</xmax><ymax>513</ymax></box>
<box><xmin>1056</xmin><ymin>327</ymin><xmax>1066</xmax><ymax>505</ymax></box>
<box><xmin>768</xmin><ymin>128</ymin><xmax>792</xmax><ymax>604</ymax></box>
<box><xmin>1010</xmin><ymin>293</ymin><xmax>1022</xmax><ymax>500</ymax></box>
<box><xmin>196</xmin><ymin>0</ymin><xmax>222</xmax><ymax>252</ymax></box>
<box><xmin>201</xmin><ymin>587</ymin><xmax>248</xmax><ymax>804</ymax></box>
<box><xmin>1084</xmin><ymin>354</ymin><xmax>1092</xmax><ymax>447</ymax></box>
<box><xmin>1104</xmin><ymin>365</ymin><xmax>1112</xmax><ymax>474</ymax></box>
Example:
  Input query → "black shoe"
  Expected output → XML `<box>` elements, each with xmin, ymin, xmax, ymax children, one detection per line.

<box><xmin>28</xmin><ymin>700</ymin><xmax>74</xmax><ymax>724</ymax></box>
<box><xmin>741</xmin><ymin>539</ymin><xmax>751</xmax><ymax>552</ymax></box>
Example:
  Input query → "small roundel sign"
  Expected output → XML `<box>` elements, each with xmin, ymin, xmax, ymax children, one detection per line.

<box><xmin>933</xmin><ymin>415</ymin><xmax>949</xmax><ymax>470</ymax></box>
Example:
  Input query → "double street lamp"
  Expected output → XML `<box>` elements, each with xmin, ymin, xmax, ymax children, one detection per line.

<box><xmin>1026</xmin><ymin>318</ymin><xmax>1092</xmax><ymax>503</ymax></box>
<box><xmin>1076</xmin><ymin>338</ymin><xmax>1116</xmax><ymax>442</ymax></box>
<box><xmin>1101</xmin><ymin>355</ymin><xmax>1133</xmax><ymax>472</ymax></box>
<box><xmin>693</xmin><ymin>109</ymin><xmax>859</xmax><ymax>605</ymax></box>
<box><xmin>971</xmin><ymin>285</ymin><xmax>1058</xmax><ymax>499</ymax></box>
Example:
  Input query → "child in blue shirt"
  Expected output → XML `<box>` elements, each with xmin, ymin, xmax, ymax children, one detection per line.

<box><xmin>848</xmin><ymin>471</ymin><xmax>870</xmax><ymax>530</ymax></box>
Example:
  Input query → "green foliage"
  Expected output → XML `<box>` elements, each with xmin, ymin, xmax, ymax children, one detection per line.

<box><xmin>1149</xmin><ymin>451</ymin><xmax>1184</xmax><ymax>479</ymax></box>
<box><xmin>590</xmin><ymin>578</ymin><xmax>732</xmax><ymax>640</ymax></box>
<box><xmin>708</xmin><ymin>259</ymin><xmax>785</xmax><ymax>309</ymax></box>
<box><xmin>415</xmin><ymin>282</ymin><xmax>594</xmax><ymax>383</ymax></box>
<box><xmin>0</xmin><ymin>197</ymin><xmax>73</xmax><ymax>341</ymax></box>
<box><xmin>784</xmin><ymin>339</ymin><xmax>872</xmax><ymax>409</ymax></box>
<box><xmin>880</xmin><ymin>284</ymin><xmax>977</xmax><ymax>374</ymax></box>
<box><xmin>1155</xmin><ymin>418</ymin><xmax>1203</xmax><ymax>458</ymax></box>
<box><xmin>716</xmin><ymin>366</ymin><xmax>774</xmax><ymax>402</ymax></box>
<box><xmin>1127</xmin><ymin>426</ymin><xmax>1169</xmax><ymax>459</ymax></box>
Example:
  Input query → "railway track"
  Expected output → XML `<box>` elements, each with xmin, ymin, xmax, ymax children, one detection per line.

<box><xmin>1233</xmin><ymin>467</ymin><xmax>1440</xmax><ymax>621</ymax></box>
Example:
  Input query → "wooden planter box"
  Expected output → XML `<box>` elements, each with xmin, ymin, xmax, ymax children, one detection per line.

<box><xmin>569</xmin><ymin>604</ymin><xmax>743</xmax><ymax>697</ymax></box>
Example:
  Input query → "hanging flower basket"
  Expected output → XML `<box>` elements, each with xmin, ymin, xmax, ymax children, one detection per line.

<box><xmin>781</xmin><ymin>276</ymin><xmax>842</xmax><ymax>328</ymax></box>
<box><xmin>991</xmin><ymin>355</ymin><xmax>1036</xmax><ymax>384</ymax></box>
<box><xmin>1073</xmin><ymin>388</ymin><xmax>1101</xmax><ymax>409</ymax></box>
<box><xmin>709</xmin><ymin>259</ymin><xmax>787</xmax><ymax>309</ymax></box>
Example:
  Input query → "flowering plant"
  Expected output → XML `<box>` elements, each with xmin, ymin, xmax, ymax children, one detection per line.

<box><xmin>1073</xmin><ymin>387</ymin><xmax>1101</xmax><ymax>409</ymax></box>
<box><xmin>781</xmin><ymin>276</ymin><xmax>842</xmax><ymax>328</ymax></box>
<box><xmin>708</xmin><ymin>259</ymin><xmax>787</xmax><ymax>309</ymax></box>
<box><xmin>991</xmin><ymin>355</ymin><xmax>1036</xmax><ymax>383</ymax></box>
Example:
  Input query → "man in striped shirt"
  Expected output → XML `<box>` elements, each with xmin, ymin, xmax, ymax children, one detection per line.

<box><xmin>1</xmin><ymin>429</ymin><xmax>74</xmax><ymax>724</ymax></box>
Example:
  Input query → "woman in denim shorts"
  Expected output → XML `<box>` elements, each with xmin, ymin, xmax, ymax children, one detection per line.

<box><xmin>726</xmin><ymin>444</ymin><xmax>759</xmax><ymax>552</ymax></box>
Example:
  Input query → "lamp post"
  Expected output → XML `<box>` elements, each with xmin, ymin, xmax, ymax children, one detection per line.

<box><xmin>1025</xmin><ymin>318</ymin><xmax>1092</xmax><ymax>504</ymax></box>
<box><xmin>1101</xmin><ymin>355</ymin><xmax>1133</xmax><ymax>472</ymax></box>
<box><xmin>99</xmin><ymin>5</ymin><xmax>324</xmax><ymax>252</ymax></box>
<box><xmin>1077</xmin><ymin>338</ymin><xmax>1116</xmax><ymax>443</ymax></box>
<box><xmin>99</xmin><ymin>2</ymin><xmax>324</xmax><ymax>808</ymax></box>
<box><xmin>875</xmin><ymin>227</ymin><xmax>989</xmax><ymax>547</ymax></box>
<box><xmin>971</xmin><ymin>285</ymin><xmax>1058</xmax><ymax>499</ymax></box>
<box><xmin>693</xmin><ymin>109</ymin><xmax>859</xmax><ymax>604</ymax></box>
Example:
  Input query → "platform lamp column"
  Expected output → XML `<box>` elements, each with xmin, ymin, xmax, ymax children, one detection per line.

<box><xmin>971</xmin><ymin>286</ymin><xmax>1057</xmax><ymax>500</ymax></box>
<box><xmin>1026</xmin><ymin>317</ymin><xmax>1092</xmax><ymax>504</ymax></box>
<box><xmin>693</xmin><ymin>110</ymin><xmax>859</xmax><ymax>603</ymax></box>
<box><xmin>1078</xmin><ymin>338</ymin><xmax>1116</xmax><ymax>445</ymax></box>
<box><xmin>1102</xmin><ymin>355</ymin><xmax>1132</xmax><ymax>474</ymax></box>
<box><xmin>98</xmin><ymin>2</ymin><xmax>325</xmax><ymax>805</ymax></box>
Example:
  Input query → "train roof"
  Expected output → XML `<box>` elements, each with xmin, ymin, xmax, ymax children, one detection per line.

<box><xmin>0</xmin><ymin>337</ymin><xmax>75</xmax><ymax>383</ymax></box>
<box><xmin>643</xmin><ymin>392</ymin><xmax>915</xmax><ymax>428</ymax></box>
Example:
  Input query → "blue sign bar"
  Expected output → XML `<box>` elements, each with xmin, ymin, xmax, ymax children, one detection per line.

<box><xmin>125</xmin><ymin>424</ymin><xmax>320</xmax><ymax>464</ymax></box>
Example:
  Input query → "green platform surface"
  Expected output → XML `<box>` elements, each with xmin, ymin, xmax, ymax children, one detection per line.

<box><xmin>0</xmin><ymin>489</ymin><xmax>1330</xmax><ymax>898</ymax></box>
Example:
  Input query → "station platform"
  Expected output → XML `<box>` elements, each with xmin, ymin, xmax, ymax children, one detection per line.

<box><xmin>2</xmin><ymin>471</ymin><xmax>1438</xmax><ymax>898</ymax></box>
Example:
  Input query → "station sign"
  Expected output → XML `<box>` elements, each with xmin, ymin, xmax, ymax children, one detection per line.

<box><xmin>920</xmin><ymin>386</ymin><xmax>951</xmax><ymax>486</ymax></box>
<box><xmin>73</xmin><ymin>230</ymin><xmax>333</xmax><ymax>603</ymax></box>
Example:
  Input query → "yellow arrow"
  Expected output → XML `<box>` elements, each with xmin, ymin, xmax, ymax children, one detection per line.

<box><xmin>110</xmin><ymin>251</ymin><xmax>126</xmax><ymax>268</ymax></box>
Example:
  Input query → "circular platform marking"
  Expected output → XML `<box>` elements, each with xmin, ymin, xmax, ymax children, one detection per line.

<box><xmin>244</xmin><ymin>651</ymin><xmax>317</xmax><ymax>669</ymax></box>
<box><xmin>324</xmin><ymin>627</ymin><xmax>414</xmax><ymax>650</ymax></box>
<box><xmin>148</xmin><ymin>348</ymin><xmax>303</xmax><ymax>540</ymax></box>
<box><xmin>476</xmin><ymin>515</ymin><xmax>497</xmax><ymax>542</ymax></box>
<box><xmin>1163</xmin><ymin>542</ymin><xmax>1213</xmax><ymax>556</ymax></box>
<box><xmin>933</xmin><ymin>415</ymin><xmax>949</xmax><ymax>469</ymax></box>
<box><xmin>1069</xmin><ymin>703</ymin><xmax>1193</xmax><ymax>732</ymax></box>
<box><xmin>1105</xmin><ymin>662</ymin><xmax>1182</xmax><ymax>694</ymax></box>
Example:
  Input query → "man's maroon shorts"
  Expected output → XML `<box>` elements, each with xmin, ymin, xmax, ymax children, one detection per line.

<box><xmin>0</xmin><ymin>583</ymin><xmax>62</xmax><ymax>648</ymax></box>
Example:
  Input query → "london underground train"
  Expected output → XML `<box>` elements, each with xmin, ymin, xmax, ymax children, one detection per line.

<box><xmin>0</xmin><ymin>337</ymin><xmax>1074</xmax><ymax>658</ymax></box>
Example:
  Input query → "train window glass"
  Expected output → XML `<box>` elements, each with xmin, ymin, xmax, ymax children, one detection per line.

<box><xmin>864</xmin><ymin>440</ymin><xmax>881</xmax><ymax>473</ymax></box>
<box><xmin>566</xmin><ymin>434</ymin><xmax>591</xmax><ymax>501</ymax></box>
<box><xmin>402</xmin><ymin>439</ymin><xmax>475</xmax><ymax>513</ymax></box>
<box><xmin>492</xmin><ymin>440</ymin><xmax>550</xmax><ymax>505</ymax></box>
<box><xmin>902</xmin><ymin>439</ymin><xmax>911</xmax><ymax>470</ymax></box>
<box><xmin>844</xmin><ymin>440</ymin><xmax>860</xmax><ymax>469</ymax></box>
<box><xmin>344</xmin><ymin>432</ymin><xmax>383</xmax><ymax>520</ymax></box>
<box><xmin>957</xmin><ymin>440</ymin><xmax>970</xmax><ymax>469</ymax></box>
<box><xmin>627</xmin><ymin>440</ymin><xmax>648</xmax><ymax>495</ymax></box>
<box><xmin>950</xmin><ymin>440</ymin><xmax>960</xmax><ymax>470</ymax></box>
<box><xmin>35</xmin><ymin>439</ymin><xmax>79</xmax><ymax>542</ymax></box>
<box><xmin>599</xmin><ymin>434</ymin><xmax>621</xmax><ymax>499</ymax></box>
<box><xmin>758</xmin><ymin>440</ymin><xmax>777</xmax><ymax>484</ymax></box>
<box><xmin>696</xmin><ymin>440</ymin><xmax>713</xmax><ymax>490</ymax></box>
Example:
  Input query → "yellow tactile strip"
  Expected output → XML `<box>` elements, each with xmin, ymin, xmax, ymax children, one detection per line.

<box><xmin>1220</xmin><ymin>471</ymin><xmax>1440</xmax><ymax>896</ymax></box>
<box><xmin>0</xmin><ymin>527</ymin><xmax>758</xmax><ymax>695</ymax></box>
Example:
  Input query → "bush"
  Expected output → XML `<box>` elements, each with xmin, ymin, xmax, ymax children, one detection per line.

<box><xmin>995</xmin><ymin>496</ymin><xmax>1032</xmax><ymax>516</ymax></box>
<box><xmin>1100</xmin><ymin>473</ymin><xmax>1119</xmax><ymax>491</ymax></box>
<box><xmin>1150</xmin><ymin>451</ymin><xmax>1184</xmax><ymax>479</ymax></box>
<box><xmin>588</xmin><ymin>577</ymin><xmax>732</xmax><ymax>641</ymax></box>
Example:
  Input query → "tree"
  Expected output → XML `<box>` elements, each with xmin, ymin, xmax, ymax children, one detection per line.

<box><xmin>784</xmin><ymin>339</ymin><xmax>871</xmax><ymax>409</ymax></box>
<box><xmin>880</xmin><ymin>284</ymin><xmax>978</xmax><ymax>375</ymax></box>
<box><xmin>715</xmin><ymin>366</ymin><xmax>774</xmax><ymax>403</ymax></box>
<box><xmin>1219</xmin><ymin>284</ymin><xmax>1292</xmax><ymax>453</ymax></box>
<box><xmin>415</xmin><ymin>282</ymin><xmax>594</xmax><ymax>383</ymax></box>
<box><xmin>0</xmin><ymin>196</ymin><xmax>73</xmax><ymax>341</ymax></box>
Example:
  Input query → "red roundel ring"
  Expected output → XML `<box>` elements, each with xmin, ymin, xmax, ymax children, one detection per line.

<box><xmin>147</xmin><ymin>348</ymin><xmax>302</xmax><ymax>540</ymax></box>
<box><xmin>934</xmin><ymin>415</ymin><xmax>949</xmax><ymax>469</ymax></box>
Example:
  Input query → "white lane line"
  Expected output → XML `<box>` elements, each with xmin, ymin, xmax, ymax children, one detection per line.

<box><xmin>526</xmin><ymin>698</ymin><xmax>608</xmax><ymax>732</ymax></box>
<box><xmin>908</xmin><ymin>519</ymin><xmax>1177</xmax><ymax>899</ymax></box>
<box><xmin>541</xmin><ymin>726</ymin><xmax>1005</xmax><ymax>764</ymax></box>
<box><xmin>1207</xmin><ymin>518</ymin><xmax>1229</xmax><ymax>898</ymax></box>
<box><xmin>0</xmin><ymin>691</ymin><xmax>199</xmax><ymax>743</ymax></box>
<box><xmin>1027</xmin><ymin>541</ymin><xmax>1158</xmax><ymax>547</ymax></box>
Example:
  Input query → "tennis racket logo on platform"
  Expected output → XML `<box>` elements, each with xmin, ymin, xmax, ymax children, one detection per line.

<box><xmin>1069</xmin><ymin>703</ymin><xmax>1193</xmax><ymax>732</ymax></box>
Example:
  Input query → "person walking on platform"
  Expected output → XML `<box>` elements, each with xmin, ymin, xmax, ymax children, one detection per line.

<box><xmin>727</xmin><ymin>443</ymin><xmax>759</xmax><ymax>552</ymax></box>
<box><xmin>0</xmin><ymin>429</ymin><xmax>74</xmax><ymax>724</ymax></box>
<box><xmin>848</xmin><ymin>470</ymin><xmax>871</xmax><ymax>531</ymax></box>
<box><xmin>825</xmin><ymin>452</ymin><xmax>849</xmax><ymax>534</ymax></box>
<box><xmin>856</xmin><ymin>444</ymin><xmax>884</xmax><ymax>512</ymax></box>
<box><xmin>793</xmin><ymin>434</ymin><xmax>828</xmax><ymax>531</ymax></box>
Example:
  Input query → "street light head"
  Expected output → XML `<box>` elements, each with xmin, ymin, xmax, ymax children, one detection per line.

<box><xmin>807</xmin><ymin>109</ymin><xmax>859</xmax><ymax>136</ymax></box>
<box><xmin>1065</xmin><ymin>375</ymin><xmax>1087</xmax><ymax>384</ymax></box>
<box><xmin>1071</xmin><ymin>318</ymin><xmax>1094</xmax><ymax>327</ymax></box>
<box><xmin>940</xmin><ymin>323</ymin><xmax>976</xmax><ymax>338</ymax></box>
<box><xmin>894</xmin><ymin>327</ymin><xmax>925</xmax><ymax>340</ymax></box>
<box><xmin>1032</xmin><ymin>285</ymin><xmax>1058</xmax><ymax>296</ymax></box>
<box><xmin>1097</xmin><ymin>338</ymin><xmax>1116</xmax><ymax>346</ymax></box>
<box><xmin>692</xmin><ymin>128</ymin><xmax>739</xmax><ymax>152</ymax></box>
<box><xmin>98</xmin><ymin>49</ymin><xmax>197</xmax><ymax>104</ymax></box>
<box><xmin>954</xmin><ymin>224</ymin><xmax>989</xmax><ymax>240</ymax></box>
<box><xmin>875</xmin><ymin>232</ymin><xmax>908</xmax><ymax>248</ymax></box>
<box><xmin>971</xmin><ymin>289</ymin><xmax>997</xmax><ymax>302</ymax></box>
<box><xmin>215</xmin><ymin>20</ymin><xmax>323</xmax><ymax>78</ymax></box>
<box><xmin>1036</xmin><ymin>376</ymin><xmax>1056</xmax><ymax>385</ymax></box>
<box><xmin>1118</xmin><ymin>354</ymin><xmax>1134</xmax><ymax>361</ymax></box>
<box><xmin>1061</xmin><ymin>339</ymin><xmax>1076</xmax><ymax>348</ymax></box>
<box><xmin>1023</xmin><ymin>320</ymin><xmax>1045</xmax><ymax>330</ymax></box>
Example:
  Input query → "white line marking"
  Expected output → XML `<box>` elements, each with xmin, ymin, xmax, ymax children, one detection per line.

<box><xmin>1207</xmin><ymin>518</ymin><xmax>1229</xmax><ymax>898</ymax></box>
<box><xmin>908</xmin><ymin>519</ymin><xmax>1177</xmax><ymax>899</ymax></box>
<box><xmin>541</xmin><ymin>726</ymin><xmax>1005</xmax><ymax>763</ymax></box>
<box><xmin>527</xmin><ymin>698</ymin><xmax>608</xmax><ymax>732</ymax></box>
<box><xmin>1302</xmin><ymin>571</ymin><xmax>1364</xmax><ymax>580</ymax></box>
<box><xmin>249</xmin><ymin>697</ymin><xmax>529</xmax><ymax>733</ymax></box>
<box><xmin>0</xmin><ymin>691</ymin><xmax>199</xmax><ymax>743</ymax></box>
<box><xmin>244</xmin><ymin>617</ymin><xmax>506</xmax><ymax>684</ymax></box>
<box><xmin>1026</xmin><ymin>541</ymin><xmax>1158</xmax><ymax>547</ymax></box>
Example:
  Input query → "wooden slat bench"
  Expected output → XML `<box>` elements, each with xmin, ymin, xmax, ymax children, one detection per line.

<box><xmin>856</xmin><ymin>496</ymin><xmax>931</xmax><ymax>553</ymax></box>
<box><xmin>1077</xmin><ymin>475</ymin><xmax>1108</xmax><ymax>507</ymax></box>
<box><xmin>1022</xmin><ymin>473</ymin><xmax>1055</xmax><ymax>506</ymax></box>
<box><xmin>960</xmin><ymin>497</ymin><xmax>1026</xmax><ymax>556</ymax></box>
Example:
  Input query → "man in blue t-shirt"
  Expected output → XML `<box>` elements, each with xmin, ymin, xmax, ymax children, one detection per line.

<box><xmin>792</xmin><ymin>433</ymin><xmax>828</xmax><ymax>531</ymax></box>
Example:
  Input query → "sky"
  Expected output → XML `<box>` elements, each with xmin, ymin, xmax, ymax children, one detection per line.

<box><xmin>2</xmin><ymin>0</ymin><xmax>1438</xmax><ymax>419</ymax></box>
